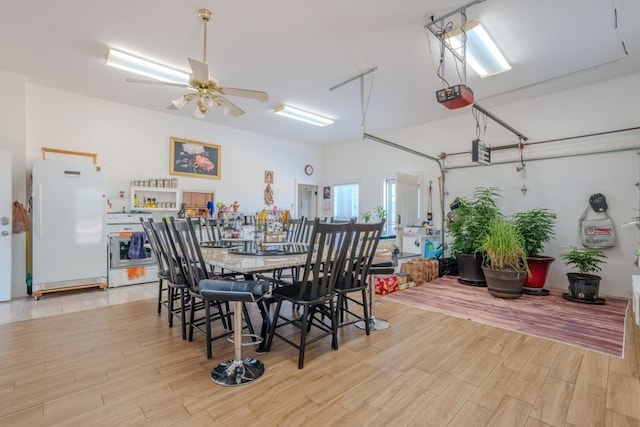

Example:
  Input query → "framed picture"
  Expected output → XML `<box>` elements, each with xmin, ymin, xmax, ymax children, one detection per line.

<box><xmin>170</xmin><ymin>137</ymin><xmax>221</xmax><ymax>180</ymax></box>
<box><xmin>323</xmin><ymin>186</ymin><xmax>331</xmax><ymax>199</ymax></box>
<box><xmin>265</xmin><ymin>170</ymin><xmax>274</xmax><ymax>184</ymax></box>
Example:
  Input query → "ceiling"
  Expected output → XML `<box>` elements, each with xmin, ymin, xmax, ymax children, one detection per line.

<box><xmin>1</xmin><ymin>0</ymin><xmax>639</xmax><ymax>146</ymax></box>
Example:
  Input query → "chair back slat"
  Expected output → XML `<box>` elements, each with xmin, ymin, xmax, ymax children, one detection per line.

<box><xmin>298</xmin><ymin>217</ymin><xmax>316</xmax><ymax>244</ymax></box>
<box><xmin>205</xmin><ymin>218</ymin><xmax>224</xmax><ymax>241</ymax></box>
<box><xmin>169</xmin><ymin>217</ymin><xmax>212</xmax><ymax>292</ymax></box>
<box><xmin>340</xmin><ymin>221</ymin><xmax>384</xmax><ymax>291</ymax></box>
<box><xmin>140</xmin><ymin>218</ymin><xmax>165</xmax><ymax>271</ymax></box>
<box><xmin>297</xmin><ymin>219</ymin><xmax>353</xmax><ymax>300</ymax></box>
<box><xmin>285</xmin><ymin>216</ymin><xmax>305</xmax><ymax>242</ymax></box>
<box><xmin>153</xmin><ymin>219</ymin><xmax>187</xmax><ymax>285</ymax></box>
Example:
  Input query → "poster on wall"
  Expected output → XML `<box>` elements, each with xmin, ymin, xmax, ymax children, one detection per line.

<box><xmin>169</xmin><ymin>136</ymin><xmax>221</xmax><ymax>180</ymax></box>
<box><xmin>323</xmin><ymin>186</ymin><xmax>331</xmax><ymax>199</ymax></box>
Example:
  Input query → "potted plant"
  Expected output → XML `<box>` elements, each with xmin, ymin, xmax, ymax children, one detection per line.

<box><xmin>512</xmin><ymin>208</ymin><xmax>557</xmax><ymax>294</ymax></box>
<box><xmin>480</xmin><ymin>217</ymin><xmax>529</xmax><ymax>298</ymax></box>
<box><xmin>559</xmin><ymin>246</ymin><xmax>607</xmax><ymax>302</ymax></box>
<box><xmin>360</xmin><ymin>210</ymin><xmax>373</xmax><ymax>223</ymax></box>
<box><xmin>447</xmin><ymin>187</ymin><xmax>502</xmax><ymax>286</ymax></box>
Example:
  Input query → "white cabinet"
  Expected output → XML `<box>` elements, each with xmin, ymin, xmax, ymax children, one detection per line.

<box><xmin>131</xmin><ymin>186</ymin><xmax>179</xmax><ymax>211</ymax></box>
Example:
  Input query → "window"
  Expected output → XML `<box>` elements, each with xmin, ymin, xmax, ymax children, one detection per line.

<box><xmin>333</xmin><ymin>183</ymin><xmax>359</xmax><ymax>219</ymax></box>
<box><xmin>383</xmin><ymin>179</ymin><xmax>396</xmax><ymax>236</ymax></box>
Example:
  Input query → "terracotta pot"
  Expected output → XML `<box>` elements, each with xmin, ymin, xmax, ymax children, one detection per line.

<box><xmin>523</xmin><ymin>256</ymin><xmax>555</xmax><ymax>290</ymax></box>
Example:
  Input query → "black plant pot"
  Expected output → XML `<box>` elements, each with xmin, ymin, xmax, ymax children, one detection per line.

<box><xmin>566</xmin><ymin>273</ymin><xmax>601</xmax><ymax>301</ymax></box>
<box><xmin>456</xmin><ymin>253</ymin><xmax>486</xmax><ymax>287</ymax></box>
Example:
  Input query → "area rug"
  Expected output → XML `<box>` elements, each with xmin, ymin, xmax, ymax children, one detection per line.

<box><xmin>383</xmin><ymin>276</ymin><xmax>629</xmax><ymax>358</ymax></box>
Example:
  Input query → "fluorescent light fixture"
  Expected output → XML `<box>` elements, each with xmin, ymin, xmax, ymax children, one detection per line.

<box><xmin>106</xmin><ymin>49</ymin><xmax>190</xmax><ymax>84</ymax></box>
<box><xmin>273</xmin><ymin>105</ymin><xmax>334</xmax><ymax>127</ymax></box>
<box><xmin>448</xmin><ymin>21</ymin><xmax>511</xmax><ymax>78</ymax></box>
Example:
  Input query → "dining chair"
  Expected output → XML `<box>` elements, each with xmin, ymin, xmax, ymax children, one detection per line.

<box><xmin>265</xmin><ymin>218</ymin><xmax>353</xmax><ymax>369</ymax></box>
<box><xmin>204</xmin><ymin>218</ymin><xmax>224</xmax><ymax>242</ymax></box>
<box><xmin>151</xmin><ymin>218</ymin><xmax>192</xmax><ymax>339</ymax></box>
<box><xmin>140</xmin><ymin>218</ymin><xmax>170</xmax><ymax>316</ymax></box>
<box><xmin>297</xmin><ymin>217</ymin><xmax>316</xmax><ymax>244</ymax></box>
<box><xmin>169</xmin><ymin>217</ymin><xmax>256</xmax><ymax>359</ymax></box>
<box><xmin>285</xmin><ymin>216</ymin><xmax>305</xmax><ymax>242</ymax></box>
<box><xmin>272</xmin><ymin>216</ymin><xmax>307</xmax><ymax>282</ymax></box>
<box><xmin>187</xmin><ymin>216</ymin><xmax>205</xmax><ymax>242</ymax></box>
<box><xmin>334</xmin><ymin>220</ymin><xmax>384</xmax><ymax>336</ymax></box>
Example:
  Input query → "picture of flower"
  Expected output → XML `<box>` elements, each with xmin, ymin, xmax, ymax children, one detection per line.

<box><xmin>170</xmin><ymin>137</ymin><xmax>221</xmax><ymax>179</ymax></box>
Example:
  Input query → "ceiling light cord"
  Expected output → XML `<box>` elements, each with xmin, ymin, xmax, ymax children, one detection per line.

<box><xmin>431</xmin><ymin>16</ymin><xmax>453</xmax><ymax>88</ymax></box>
<box><xmin>516</xmin><ymin>138</ymin><xmax>526</xmax><ymax>172</ymax></box>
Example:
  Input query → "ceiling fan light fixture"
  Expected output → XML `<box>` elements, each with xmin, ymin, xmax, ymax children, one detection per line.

<box><xmin>171</xmin><ymin>95</ymin><xmax>189</xmax><ymax>110</ymax></box>
<box><xmin>193</xmin><ymin>99</ymin><xmax>208</xmax><ymax>118</ymax></box>
<box><xmin>448</xmin><ymin>21</ymin><xmax>511</xmax><ymax>78</ymax></box>
<box><xmin>106</xmin><ymin>49</ymin><xmax>190</xmax><ymax>84</ymax></box>
<box><xmin>202</xmin><ymin>95</ymin><xmax>214</xmax><ymax>108</ymax></box>
<box><xmin>273</xmin><ymin>104</ymin><xmax>334</xmax><ymax>127</ymax></box>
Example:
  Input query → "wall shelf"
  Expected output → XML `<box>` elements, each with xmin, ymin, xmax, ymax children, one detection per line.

<box><xmin>131</xmin><ymin>186</ymin><xmax>180</xmax><ymax>210</ymax></box>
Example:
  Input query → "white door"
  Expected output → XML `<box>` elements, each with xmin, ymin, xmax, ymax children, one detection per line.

<box><xmin>297</xmin><ymin>184</ymin><xmax>317</xmax><ymax>219</ymax></box>
<box><xmin>396</xmin><ymin>172</ymin><xmax>421</xmax><ymax>228</ymax></box>
<box><xmin>0</xmin><ymin>148</ymin><xmax>12</xmax><ymax>301</ymax></box>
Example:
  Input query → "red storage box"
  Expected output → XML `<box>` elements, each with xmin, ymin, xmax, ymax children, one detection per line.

<box><xmin>375</xmin><ymin>275</ymin><xmax>399</xmax><ymax>295</ymax></box>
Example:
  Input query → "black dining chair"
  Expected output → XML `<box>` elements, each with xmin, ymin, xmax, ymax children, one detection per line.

<box><xmin>169</xmin><ymin>217</ymin><xmax>256</xmax><ymax>359</ymax></box>
<box><xmin>333</xmin><ymin>220</ymin><xmax>384</xmax><ymax>336</ymax></box>
<box><xmin>265</xmin><ymin>219</ymin><xmax>353</xmax><ymax>369</ymax></box>
<box><xmin>204</xmin><ymin>218</ymin><xmax>224</xmax><ymax>242</ymax></box>
<box><xmin>285</xmin><ymin>216</ymin><xmax>305</xmax><ymax>243</ymax></box>
<box><xmin>140</xmin><ymin>218</ymin><xmax>170</xmax><ymax>317</ymax></box>
<box><xmin>297</xmin><ymin>217</ymin><xmax>316</xmax><ymax>244</ymax></box>
<box><xmin>150</xmin><ymin>219</ymin><xmax>192</xmax><ymax>339</ymax></box>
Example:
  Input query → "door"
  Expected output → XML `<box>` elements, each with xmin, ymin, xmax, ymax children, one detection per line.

<box><xmin>395</xmin><ymin>172</ymin><xmax>421</xmax><ymax>228</ymax></box>
<box><xmin>0</xmin><ymin>148</ymin><xmax>12</xmax><ymax>301</ymax></box>
<box><xmin>297</xmin><ymin>184</ymin><xmax>317</xmax><ymax>219</ymax></box>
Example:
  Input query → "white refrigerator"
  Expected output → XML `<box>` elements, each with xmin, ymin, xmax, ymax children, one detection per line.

<box><xmin>31</xmin><ymin>159</ymin><xmax>108</xmax><ymax>296</ymax></box>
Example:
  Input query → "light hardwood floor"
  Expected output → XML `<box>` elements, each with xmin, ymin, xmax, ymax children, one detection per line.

<box><xmin>0</xmin><ymin>285</ymin><xmax>639</xmax><ymax>426</ymax></box>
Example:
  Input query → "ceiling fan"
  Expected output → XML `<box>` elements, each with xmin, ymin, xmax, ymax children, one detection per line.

<box><xmin>125</xmin><ymin>8</ymin><xmax>268</xmax><ymax>118</ymax></box>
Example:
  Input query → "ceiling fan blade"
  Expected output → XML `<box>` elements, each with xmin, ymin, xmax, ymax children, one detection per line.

<box><xmin>220</xmin><ymin>87</ymin><xmax>269</xmax><ymax>102</ymax></box>
<box><xmin>166</xmin><ymin>104</ymin><xmax>179</xmax><ymax>110</ymax></box>
<box><xmin>188</xmin><ymin>57</ymin><xmax>209</xmax><ymax>82</ymax></box>
<box><xmin>218</xmin><ymin>96</ymin><xmax>245</xmax><ymax>117</ymax></box>
<box><xmin>126</xmin><ymin>78</ymin><xmax>189</xmax><ymax>88</ymax></box>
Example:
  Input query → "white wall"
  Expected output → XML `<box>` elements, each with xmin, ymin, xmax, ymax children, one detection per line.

<box><xmin>27</xmin><ymin>85</ymin><xmax>321</xmax><ymax>214</ymax></box>
<box><xmin>6</xmin><ymin>84</ymin><xmax>322</xmax><ymax>298</ymax></box>
<box><xmin>323</xmin><ymin>73</ymin><xmax>640</xmax><ymax>298</ymax></box>
<box><xmin>0</xmin><ymin>70</ymin><xmax>27</xmax><ymax>298</ymax></box>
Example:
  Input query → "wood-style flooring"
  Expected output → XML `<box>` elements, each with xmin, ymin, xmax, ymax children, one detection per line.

<box><xmin>0</xmin><ymin>290</ymin><xmax>639</xmax><ymax>426</ymax></box>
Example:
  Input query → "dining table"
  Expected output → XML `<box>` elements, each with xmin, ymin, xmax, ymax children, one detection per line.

<box><xmin>199</xmin><ymin>241</ymin><xmax>309</xmax><ymax>276</ymax></box>
<box><xmin>198</xmin><ymin>239</ymin><xmax>395</xmax><ymax>352</ymax></box>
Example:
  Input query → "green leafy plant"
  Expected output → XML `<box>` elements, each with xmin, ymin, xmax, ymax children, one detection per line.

<box><xmin>361</xmin><ymin>206</ymin><xmax>386</xmax><ymax>223</ymax></box>
<box><xmin>447</xmin><ymin>187</ymin><xmax>502</xmax><ymax>255</ymax></box>
<box><xmin>560</xmin><ymin>246</ymin><xmax>607</xmax><ymax>275</ymax></box>
<box><xmin>480</xmin><ymin>217</ymin><xmax>528</xmax><ymax>272</ymax></box>
<box><xmin>512</xmin><ymin>208</ymin><xmax>557</xmax><ymax>257</ymax></box>
<box><xmin>360</xmin><ymin>211</ymin><xmax>373</xmax><ymax>223</ymax></box>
